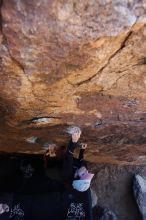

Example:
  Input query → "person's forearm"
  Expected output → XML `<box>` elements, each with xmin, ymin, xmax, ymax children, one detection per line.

<box><xmin>63</xmin><ymin>139</ymin><xmax>78</xmax><ymax>181</ymax></box>
<box><xmin>78</xmin><ymin>149</ymin><xmax>85</xmax><ymax>162</ymax></box>
<box><xmin>67</xmin><ymin>139</ymin><xmax>78</xmax><ymax>154</ymax></box>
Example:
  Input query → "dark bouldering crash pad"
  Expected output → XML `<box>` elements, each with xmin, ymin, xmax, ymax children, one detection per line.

<box><xmin>0</xmin><ymin>153</ymin><xmax>93</xmax><ymax>220</ymax></box>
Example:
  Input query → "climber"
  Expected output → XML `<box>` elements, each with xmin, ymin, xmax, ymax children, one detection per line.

<box><xmin>63</xmin><ymin>126</ymin><xmax>94</xmax><ymax>192</ymax></box>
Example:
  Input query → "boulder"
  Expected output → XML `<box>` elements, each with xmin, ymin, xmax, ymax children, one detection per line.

<box><xmin>96</xmin><ymin>206</ymin><xmax>117</xmax><ymax>220</ymax></box>
<box><xmin>133</xmin><ymin>174</ymin><xmax>146</xmax><ymax>219</ymax></box>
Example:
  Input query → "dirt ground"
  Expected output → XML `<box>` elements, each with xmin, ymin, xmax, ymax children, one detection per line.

<box><xmin>89</xmin><ymin>163</ymin><xmax>146</xmax><ymax>220</ymax></box>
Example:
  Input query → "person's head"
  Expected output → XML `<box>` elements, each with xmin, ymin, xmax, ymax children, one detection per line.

<box><xmin>75</xmin><ymin>166</ymin><xmax>88</xmax><ymax>178</ymax></box>
<box><xmin>67</xmin><ymin>126</ymin><xmax>82</xmax><ymax>143</ymax></box>
<box><xmin>67</xmin><ymin>126</ymin><xmax>82</xmax><ymax>136</ymax></box>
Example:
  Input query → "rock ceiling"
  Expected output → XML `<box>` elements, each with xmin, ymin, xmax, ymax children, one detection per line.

<box><xmin>0</xmin><ymin>0</ymin><xmax>146</xmax><ymax>165</ymax></box>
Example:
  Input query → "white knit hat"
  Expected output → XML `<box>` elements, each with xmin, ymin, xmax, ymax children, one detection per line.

<box><xmin>72</xmin><ymin>173</ymin><xmax>94</xmax><ymax>192</ymax></box>
<box><xmin>72</xmin><ymin>179</ymin><xmax>91</xmax><ymax>192</ymax></box>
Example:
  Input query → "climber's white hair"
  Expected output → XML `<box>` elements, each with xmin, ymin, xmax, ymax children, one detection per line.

<box><xmin>66</xmin><ymin>126</ymin><xmax>81</xmax><ymax>135</ymax></box>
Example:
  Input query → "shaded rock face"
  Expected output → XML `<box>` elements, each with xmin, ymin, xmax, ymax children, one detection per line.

<box><xmin>90</xmin><ymin>163</ymin><xmax>146</xmax><ymax>220</ymax></box>
<box><xmin>0</xmin><ymin>0</ymin><xmax>146</xmax><ymax>164</ymax></box>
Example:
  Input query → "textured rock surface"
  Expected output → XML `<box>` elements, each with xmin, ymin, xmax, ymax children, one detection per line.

<box><xmin>0</xmin><ymin>0</ymin><xmax>146</xmax><ymax>164</ymax></box>
<box><xmin>90</xmin><ymin>163</ymin><xmax>146</xmax><ymax>220</ymax></box>
<box><xmin>133</xmin><ymin>174</ymin><xmax>146</xmax><ymax>219</ymax></box>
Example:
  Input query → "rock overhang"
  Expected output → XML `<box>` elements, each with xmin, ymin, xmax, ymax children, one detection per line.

<box><xmin>0</xmin><ymin>0</ymin><xmax>146</xmax><ymax>165</ymax></box>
